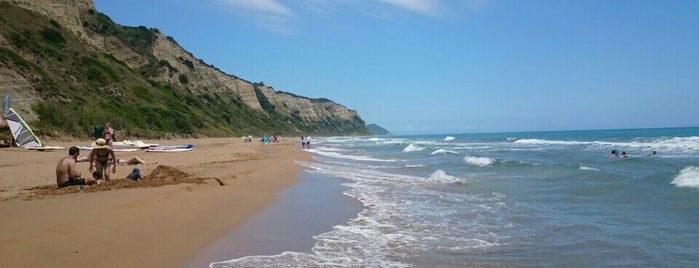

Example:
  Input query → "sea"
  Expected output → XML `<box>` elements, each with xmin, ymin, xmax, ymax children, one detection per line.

<box><xmin>211</xmin><ymin>127</ymin><xmax>699</xmax><ymax>267</ymax></box>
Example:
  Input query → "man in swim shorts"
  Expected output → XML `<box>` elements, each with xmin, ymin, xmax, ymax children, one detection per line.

<box><xmin>56</xmin><ymin>146</ymin><xmax>98</xmax><ymax>188</ymax></box>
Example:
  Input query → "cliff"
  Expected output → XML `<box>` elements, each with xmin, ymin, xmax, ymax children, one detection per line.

<box><xmin>0</xmin><ymin>0</ymin><xmax>369</xmax><ymax>137</ymax></box>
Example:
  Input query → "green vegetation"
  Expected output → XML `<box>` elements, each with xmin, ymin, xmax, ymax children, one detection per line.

<box><xmin>0</xmin><ymin>3</ymin><xmax>369</xmax><ymax>138</ymax></box>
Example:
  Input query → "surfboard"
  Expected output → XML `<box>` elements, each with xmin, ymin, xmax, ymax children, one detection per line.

<box><xmin>145</xmin><ymin>147</ymin><xmax>193</xmax><ymax>153</ymax></box>
<box><xmin>113</xmin><ymin>148</ymin><xmax>140</xmax><ymax>152</ymax></box>
<box><xmin>112</xmin><ymin>140</ymin><xmax>159</xmax><ymax>149</ymax></box>
<box><xmin>150</xmin><ymin>144</ymin><xmax>194</xmax><ymax>150</ymax></box>
<box><xmin>77</xmin><ymin>146</ymin><xmax>139</xmax><ymax>152</ymax></box>
<box><xmin>25</xmin><ymin>145</ymin><xmax>65</xmax><ymax>151</ymax></box>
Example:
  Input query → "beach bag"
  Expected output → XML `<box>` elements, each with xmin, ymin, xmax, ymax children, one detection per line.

<box><xmin>126</xmin><ymin>167</ymin><xmax>142</xmax><ymax>181</ymax></box>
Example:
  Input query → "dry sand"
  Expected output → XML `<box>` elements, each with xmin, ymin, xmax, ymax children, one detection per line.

<box><xmin>0</xmin><ymin>137</ymin><xmax>310</xmax><ymax>267</ymax></box>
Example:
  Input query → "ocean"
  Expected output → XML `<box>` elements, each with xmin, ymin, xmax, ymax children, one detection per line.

<box><xmin>211</xmin><ymin>127</ymin><xmax>699</xmax><ymax>267</ymax></box>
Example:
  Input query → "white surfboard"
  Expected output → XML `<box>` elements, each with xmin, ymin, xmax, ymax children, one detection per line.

<box><xmin>145</xmin><ymin>147</ymin><xmax>193</xmax><ymax>153</ymax></box>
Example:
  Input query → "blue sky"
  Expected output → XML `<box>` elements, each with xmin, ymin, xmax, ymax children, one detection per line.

<box><xmin>93</xmin><ymin>0</ymin><xmax>698</xmax><ymax>135</ymax></box>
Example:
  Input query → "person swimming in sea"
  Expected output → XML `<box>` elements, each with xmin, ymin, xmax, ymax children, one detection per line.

<box><xmin>610</xmin><ymin>149</ymin><xmax>619</xmax><ymax>157</ymax></box>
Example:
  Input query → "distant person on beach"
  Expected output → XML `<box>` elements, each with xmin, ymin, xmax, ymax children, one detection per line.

<box><xmin>305</xmin><ymin>135</ymin><xmax>311</xmax><ymax>149</ymax></box>
<box><xmin>102</xmin><ymin>122</ymin><xmax>115</xmax><ymax>147</ymax></box>
<box><xmin>300</xmin><ymin>136</ymin><xmax>307</xmax><ymax>149</ymax></box>
<box><xmin>261</xmin><ymin>135</ymin><xmax>271</xmax><ymax>144</ymax></box>
<box><xmin>56</xmin><ymin>146</ymin><xmax>99</xmax><ymax>188</ymax></box>
<box><xmin>88</xmin><ymin>138</ymin><xmax>117</xmax><ymax>181</ymax></box>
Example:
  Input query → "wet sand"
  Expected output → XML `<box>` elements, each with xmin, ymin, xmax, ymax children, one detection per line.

<box><xmin>188</xmin><ymin>172</ymin><xmax>363</xmax><ymax>267</ymax></box>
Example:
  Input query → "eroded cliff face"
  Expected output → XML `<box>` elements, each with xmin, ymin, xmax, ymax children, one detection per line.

<box><xmin>7</xmin><ymin>0</ymin><xmax>93</xmax><ymax>36</ymax></box>
<box><xmin>1</xmin><ymin>0</ymin><xmax>367</xmax><ymax>135</ymax></box>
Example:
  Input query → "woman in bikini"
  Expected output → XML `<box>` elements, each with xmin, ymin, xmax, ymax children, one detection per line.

<box><xmin>102</xmin><ymin>122</ymin><xmax>115</xmax><ymax>148</ymax></box>
<box><xmin>88</xmin><ymin>138</ymin><xmax>117</xmax><ymax>181</ymax></box>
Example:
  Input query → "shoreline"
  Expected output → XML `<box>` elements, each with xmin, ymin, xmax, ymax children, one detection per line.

<box><xmin>0</xmin><ymin>137</ymin><xmax>310</xmax><ymax>267</ymax></box>
<box><xmin>188</xmin><ymin>171</ymin><xmax>364</xmax><ymax>267</ymax></box>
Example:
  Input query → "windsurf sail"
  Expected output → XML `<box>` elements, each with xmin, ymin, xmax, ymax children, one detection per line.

<box><xmin>6</xmin><ymin>108</ymin><xmax>43</xmax><ymax>147</ymax></box>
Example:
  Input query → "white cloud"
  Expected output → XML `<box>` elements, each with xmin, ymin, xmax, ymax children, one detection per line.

<box><xmin>209</xmin><ymin>0</ymin><xmax>490</xmax><ymax>34</ymax></box>
<box><xmin>377</xmin><ymin>0</ymin><xmax>444</xmax><ymax>16</ymax></box>
<box><xmin>211</xmin><ymin>0</ymin><xmax>295</xmax><ymax>34</ymax></box>
<box><xmin>219</xmin><ymin>0</ymin><xmax>294</xmax><ymax>16</ymax></box>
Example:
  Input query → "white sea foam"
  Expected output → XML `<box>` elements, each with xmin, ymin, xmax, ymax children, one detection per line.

<box><xmin>405</xmin><ymin>164</ymin><xmax>426</xmax><ymax>168</ymax></box>
<box><xmin>314</xmin><ymin>146</ymin><xmax>353</xmax><ymax>152</ymax></box>
<box><xmin>403</xmin><ymin>143</ymin><xmax>425</xmax><ymax>152</ymax></box>
<box><xmin>579</xmin><ymin>165</ymin><xmax>600</xmax><ymax>171</ymax></box>
<box><xmin>431</xmin><ymin>149</ymin><xmax>459</xmax><ymax>155</ymax></box>
<box><xmin>464</xmin><ymin>156</ymin><xmax>495</xmax><ymax>167</ymax></box>
<box><xmin>307</xmin><ymin>149</ymin><xmax>396</xmax><ymax>162</ymax></box>
<box><xmin>671</xmin><ymin>166</ymin><xmax>699</xmax><ymax>188</ymax></box>
<box><xmin>429</xmin><ymin>170</ymin><xmax>462</xmax><ymax>184</ymax></box>
<box><xmin>444</xmin><ymin>136</ymin><xmax>456</xmax><ymax>141</ymax></box>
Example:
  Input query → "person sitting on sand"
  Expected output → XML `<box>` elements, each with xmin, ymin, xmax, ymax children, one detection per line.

<box><xmin>126</xmin><ymin>167</ymin><xmax>142</xmax><ymax>181</ymax></box>
<box><xmin>88</xmin><ymin>138</ymin><xmax>117</xmax><ymax>181</ymax></box>
<box><xmin>56</xmin><ymin>146</ymin><xmax>99</xmax><ymax>188</ymax></box>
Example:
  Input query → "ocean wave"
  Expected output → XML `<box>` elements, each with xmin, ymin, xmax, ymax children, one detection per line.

<box><xmin>313</xmin><ymin>146</ymin><xmax>353</xmax><ymax>152</ymax></box>
<box><xmin>431</xmin><ymin>149</ymin><xmax>459</xmax><ymax>155</ymax></box>
<box><xmin>403</xmin><ymin>144</ymin><xmax>425</xmax><ymax>152</ymax></box>
<box><xmin>306</xmin><ymin>149</ymin><xmax>396</xmax><ymax>162</ymax></box>
<box><xmin>514</xmin><ymin>139</ymin><xmax>597</xmax><ymax>146</ymax></box>
<box><xmin>671</xmin><ymin>166</ymin><xmax>699</xmax><ymax>188</ymax></box>
<box><xmin>444</xmin><ymin>136</ymin><xmax>456</xmax><ymax>141</ymax></box>
<box><xmin>463</xmin><ymin>156</ymin><xmax>495</xmax><ymax>167</ymax></box>
<box><xmin>515</xmin><ymin>136</ymin><xmax>699</xmax><ymax>149</ymax></box>
<box><xmin>579</xmin><ymin>165</ymin><xmax>600</xmax><ymax>171</ymax></box>
<box><xmin>405</xmin><ymin>164</ymin><xmax>426</xmax><ymax>168</ymax></box>
<box><xmin>429</xmin><ymin>170</ymin><xmax>463</xmax><ymax>184</ymax></box>
<box><xmin>513</xmin><ymin>136</ymin><xmax>699</xmax><ymax>158</ymax></box>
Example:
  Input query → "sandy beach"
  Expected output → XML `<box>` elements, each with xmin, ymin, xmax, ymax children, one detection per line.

<box><xmin>0</xmin><ymin>137</ymin><xmax>311</xmax><ymax>267</ymax></box>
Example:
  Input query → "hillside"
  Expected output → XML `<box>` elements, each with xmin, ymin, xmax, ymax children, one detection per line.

<box><xmin>0</xmin><ymin>0</ymin><xmax>370</xmax><ymax>138</ymax></box>
<box><xmin>367</xmin><ymin>123</ymin><xmax>391</xmax><ymax>135</ymax></box>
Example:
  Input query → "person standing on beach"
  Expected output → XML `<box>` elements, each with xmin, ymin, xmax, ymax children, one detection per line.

<box><xmin>56</xmin><ymin>146</ymin><xmax>98</xmax><ymax>188</ymax></box>
<box><xmin>102</xmin><ymin>122</ymin><xmax>115</xmax><ymax>148</ymax></box>
<box><xmin>88</xmin><ymin>138</ymin><xmax>117</xmax><ymax>181</ymax></box>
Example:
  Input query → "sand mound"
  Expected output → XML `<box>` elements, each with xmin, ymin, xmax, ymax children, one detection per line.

<box><xmin>14</xmin><ymin>165</ymin><xmax>220</xmax><ymax>200</ymax></box>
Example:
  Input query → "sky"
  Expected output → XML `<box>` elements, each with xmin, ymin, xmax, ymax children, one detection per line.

<box><xmin>92</xmin><ymin>0</ymin><xmax>699</xmax><ymax>135</ymax></box>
